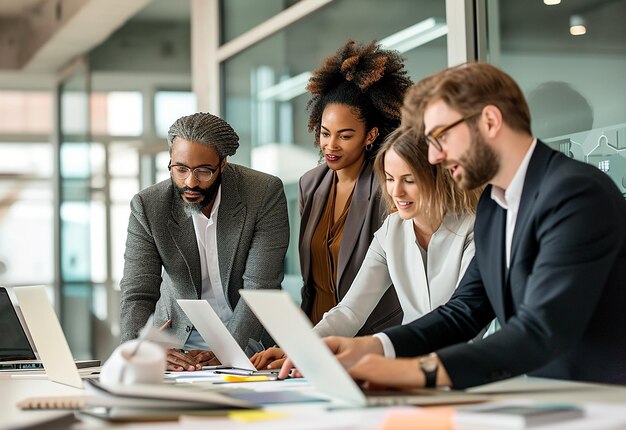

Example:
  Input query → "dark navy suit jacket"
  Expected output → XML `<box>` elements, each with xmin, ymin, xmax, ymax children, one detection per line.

<box><xmin>384</xmin><ymin>141</ymin><xmax>626</xmax><ymax>388</ymax></box>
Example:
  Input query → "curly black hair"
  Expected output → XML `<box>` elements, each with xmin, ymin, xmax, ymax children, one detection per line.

<box><xmin>306</xmin><ymin>40</ymin><xmax>412</xmax><ymax>160</ymax></box>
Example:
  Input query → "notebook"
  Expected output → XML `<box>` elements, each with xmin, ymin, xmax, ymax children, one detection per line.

<box><xmin>11</xmin><ymin>286</ymin><xmax>99</xmax><ymax>388</ymax></box>
<box><xmin>240</xmin><ymin>289</ymin><xmax>489</xmax><ymax>408</ymax></box>
<box><xmin>177</xmin><ymin>299</ymin><xmax>276</xmax><ymax>374</ymax></box>
<box><xmin>0</xmin><ymin>286</ymin><xmax>99</xmax><ymax>372</ymax></box>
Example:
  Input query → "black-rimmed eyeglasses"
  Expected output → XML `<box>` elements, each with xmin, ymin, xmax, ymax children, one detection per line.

<box><xmin>424</xmin><ymin>111</ymin><xmax>482</xmax><ymax>152</ymax></box>
<box><xmin>168</xmin><ymin>161</ymin><xmax>218</xmax><ymax>182</ymax></box>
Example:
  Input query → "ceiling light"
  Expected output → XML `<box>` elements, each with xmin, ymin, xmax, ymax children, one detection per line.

<box><xmin>379</xmin><ymin>18</ymin><xmax>448</xmax><ymax>53</ymax></box>
<box><xmin>569</xmin><ymin>15</ymin><xmax>587</xmax><ymax>36</ymax></box>
<box><xmin>257</xmin><ymin>72</ymin><xmax>311</xmax><ymax>102</ymax></box>
<box><xmin>544</xmin><ymin>0</ymin><xmax>561</xmax><ymax>5</ymax></box>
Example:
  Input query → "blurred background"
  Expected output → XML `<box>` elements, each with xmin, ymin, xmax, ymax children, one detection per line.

<box><xmin>0</xmin><ymin>0</ymin><xmax>624</xmax><ymax>361</ymax></box>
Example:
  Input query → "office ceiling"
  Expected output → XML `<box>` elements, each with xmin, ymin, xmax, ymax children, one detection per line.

<box><xmin>0</xmin><ymin>0</ymin><xmax>153</xmax><ymax>89</ymax></box>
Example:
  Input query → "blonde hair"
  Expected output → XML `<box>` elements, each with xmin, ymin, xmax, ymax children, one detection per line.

<box><xmin>373</xmin><ymin>127</ymin><xmax>483</xmax><ymax>222</ymax></box>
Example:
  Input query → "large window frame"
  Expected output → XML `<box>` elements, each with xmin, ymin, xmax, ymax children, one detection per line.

<box><xmin>193</xmin><ymin>0</ymin><xmax>476</xmax><ymax>114</ymax></box>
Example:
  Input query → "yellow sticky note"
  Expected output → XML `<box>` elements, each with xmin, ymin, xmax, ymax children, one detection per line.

<box><xmin>228</xmin><ymin>410</ymin><xmax>288</xmax><ymax>423</ymax></box>
<box><xmin>222</xmin><ymin>375</ymin><xmax>270</xmax><ymax>382</ymax></box>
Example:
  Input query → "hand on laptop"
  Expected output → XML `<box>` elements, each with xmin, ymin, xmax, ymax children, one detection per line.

<box><xmin>277</xmin><ymin>336</ymin><xmax>385</xmax><ymax>379</ymax></box>
<box><xmin>165</xmin><ymin>349</ymin><xmax>220</xmax><ymax>371</ymax></box>
<box><xmin>349</xmin><ymin>354</ymin><xmax>452</xmax><ymax>390</ymax></box>
<box><xmin>250</xmin><ymin>346</ymin><xmax>286</xmax><ymax>370</ymax></box>
<box><xmin>349</xmin><ymin>355</ymin><xmax>422</xmax><ymax>389</ymax></box>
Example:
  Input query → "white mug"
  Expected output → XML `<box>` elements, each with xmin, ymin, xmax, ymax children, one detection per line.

<box><xmin>100</xmin><ymin>339</ymin><xmax>165</xmax><ymax>385</ymax></box>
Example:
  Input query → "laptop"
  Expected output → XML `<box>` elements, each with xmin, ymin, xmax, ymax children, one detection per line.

<box><xmin>240</xmin><ymin>289</ymin><xmax>489</xmax><ymax>408</ymax></box>
<box><xmin>9</xmin><ymin>286</ymin><xmax>99</xmax><ymax>388</ymax></box>
<box><xmin>0</xmin><ymin>286</ymin><xmax>99</xmax><ymax>373</ymax></box>
<box><xmin>177</xmin><ymin>299</ymin><xmax>276</xmax><ymax>375</ymax></box>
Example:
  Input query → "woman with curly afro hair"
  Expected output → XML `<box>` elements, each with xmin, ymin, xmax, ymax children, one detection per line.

<box><xmin>251</xmin><ymin>40</ymin><xmax>411</xmax><ymax>370</ymax></box>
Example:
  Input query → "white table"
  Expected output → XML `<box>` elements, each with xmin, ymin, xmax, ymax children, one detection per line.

<box><xmin>2</xmin><ymin>373</ymin><xmax>626</xmax><ymax>429</ymax></box>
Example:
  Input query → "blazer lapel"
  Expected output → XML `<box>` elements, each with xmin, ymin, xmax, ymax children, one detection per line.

<box><xmin>481</xmin><ymin>194</ymin><xmax>508</xmax><ymax>321</ymax></box>
<box><xmin>300</xmin><ymin>169</ymin><xmax>333</xmax><ymax>284</ymax></box>
<box><xmin>216</xmin><ymin>166</ymin><xmax>245</xmax><ymax>306</ymax></box>
<box><xmin>336</xmin><ymin>162</ymin><xmax>374</xmax><ymax>292</ymax></box>
<box><xmin>508</xmin><ymin>141</ymin><xmax>550</xmax><ymax>271</ymax></box>
<box><xmin>168</xmin><ymin>188</ymin><xmax>202</xmax><ymax>298</ymax></box>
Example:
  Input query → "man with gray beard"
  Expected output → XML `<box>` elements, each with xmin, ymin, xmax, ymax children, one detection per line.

<box><xmin>120</xmin><ymin>112</ymin><xmax>289</xmax><ymax>371</ymax></box>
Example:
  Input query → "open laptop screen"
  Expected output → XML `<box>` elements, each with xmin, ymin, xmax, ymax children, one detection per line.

<box><xmin>0</xmin><ymin>287</ymin><xmax>37</xmax><ymax>361</ymax></box>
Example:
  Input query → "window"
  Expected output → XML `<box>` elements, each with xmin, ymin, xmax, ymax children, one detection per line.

<box><xmin>0</xmin><ymin>92</ymin><xmax>53</xmax><ymax>134</ymax></box>
<box><xmin>484</xmin><ymin>0</ymin><xmax>626</xmax><ymax>197</ymax></box>
<box><xmin>0</xmin><ymin>144</ymin><xmax>54</xmax><ymax>285</ymax></box>
<box><xmin>221</xmin><ymin>0</ymin><xmax>449</xmax><ymax>296</ymax></box>
<box><xmin>154</xmin><ymin>91</ymin><xmax>197</xmax><ymax>137</ymax></box>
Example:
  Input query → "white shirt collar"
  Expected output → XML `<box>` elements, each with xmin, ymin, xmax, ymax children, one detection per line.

<box><xmin>491</xmin><ymin>139</ymin><xmax>537</xmax><ymax>211</ymax></box>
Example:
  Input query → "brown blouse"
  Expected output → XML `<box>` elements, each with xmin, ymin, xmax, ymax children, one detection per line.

<box><xmin>309</xmin><ymin>174</ymin><xmax>354</xmax><ymax>325</ymax></box>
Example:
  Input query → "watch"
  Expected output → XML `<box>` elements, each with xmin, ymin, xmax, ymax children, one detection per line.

<box><xmin>419</xmin><ymin>353</ymin><xmax>439</xmax><ymax>388</ymax></box>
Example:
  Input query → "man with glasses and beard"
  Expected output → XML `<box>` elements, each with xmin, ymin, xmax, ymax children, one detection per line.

<box><xmin>280</xmin><ymin>62</ymin><xmax>626</xmax><ymax>389</ymax></box>
<box><xmin>120</xmin><ymin>112</ymin><xmax>289</xmax><ymax>371</ymax></box>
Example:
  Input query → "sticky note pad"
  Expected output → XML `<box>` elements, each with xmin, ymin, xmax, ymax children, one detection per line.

<box><xmin>379</xmin><ymin>407</ymin><xmax>455</xmax><ymax>430</ymax></box>
<box><xmin>222</xmin><ymin>375</ymin><xmax>270</xmax><ymax>383</ymax></box>
<box><xmin>228</xmin><ymin>410</ymin><xmax>288</xmax><ymax>423</ymax></box>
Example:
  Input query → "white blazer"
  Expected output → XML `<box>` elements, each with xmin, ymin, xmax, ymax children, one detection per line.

<box><xmin>313</xmin><ymin>212</ymin><xmax>475</xmax><ymax>337</ymax></box>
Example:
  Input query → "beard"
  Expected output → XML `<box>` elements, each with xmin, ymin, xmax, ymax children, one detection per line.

<box><xmin>173</xmin><ymin>171</ymin><xmax>222</xmax><ymax>217</ymax></box>
<box><xmin>455</xmin><ymin>126</ymin><xmax>500</xmax><ymax>190</ymax></box>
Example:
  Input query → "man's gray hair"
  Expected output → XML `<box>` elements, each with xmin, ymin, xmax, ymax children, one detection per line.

<box><xmin>167</xmin><ymin>112</ymin><xmax>240</xmax><ymax>158</ymax></box>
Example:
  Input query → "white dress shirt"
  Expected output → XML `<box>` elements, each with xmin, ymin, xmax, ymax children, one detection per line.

<box><xmin>184</xmin><ymin>187</ymin><xmax>233</xmax><ymax>349</ymax></box>
<box><xmin>491</xmin><ymin>139</ymin><xmax>537</xmax><ymax>267</ymax></box>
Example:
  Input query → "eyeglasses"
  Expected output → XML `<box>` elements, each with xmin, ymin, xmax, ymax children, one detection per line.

<box><xmin>168</xmin><ymin>161</ymin><xmax>219</xmax><ymax>182</ymax></box>
<box><xmin>424</xmin><ymin>111</ymin><xmax>482</xmax><ymax>152</ymax></box>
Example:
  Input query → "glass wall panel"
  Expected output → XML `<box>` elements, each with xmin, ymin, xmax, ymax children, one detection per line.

<box><xmin>220</xmin><ymin>0</ymin><xmax>301</xmax><ymax>43</ymax></box>
<box><xmin>484</xmin><ymin>0</ymin><xmax>626</xmax><ymax>197</ymax></box>
<box><xmin>0</xmin><ymin>175</ymin><xmax>54</xmax><ymax>285</ymax></box>
<box><xmin>90</xmin><ymin>92</ymin><xmax>143</xmax><ymax>136</ymax></box>
<box><xmin>154</xmin><ymin>91</ymin><xmax>197</xmax><ymax>137</ymax></box>
<box><xmin>221</xmin><ymin>0</ymin><xmax>449</xmax><ymax>297</ymax></box>
<box><xmin>0</xmin><ymin>91</ymin><xmax>53</xmax><ymax>134</ymax></box>
<box><xmin>155</xmin><ymin>151</ymin><xmax>171</xmax><ymax>183</ymax></box>
<box><xmin>58</xmin><ymin>61</ymin><xmax>93</xmax><ymax>358</ymax></box>
<box><xmin>108</xmin><ymin>142</ymin><xmax>140</xmax><ymax>291</ymax></box>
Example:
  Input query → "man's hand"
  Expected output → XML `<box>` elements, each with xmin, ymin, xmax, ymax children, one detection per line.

<box><xmin>250</xmin><ymin>347</ymin><xmax>285</xmax><ymax>370</ymax></box>
<box><xmin>325</xmin><ymin>336</ymin><xmax>384</xmax><ymax>367</ymax></box>
<box><xmin>278</xmin><ymin>336</ymin><xmax>384</xmax><ymax>379</ymax></box>
<box><xmin>349</xmin><ymin>354</ymin><xmax>452</xmax><ymax>390</ymax></box>
<box><xmin>348</xmin><ymin>355</ymin><xmax>423</xmax><ymax>389</ymax></box>
<box><xmin>187</xmin><ymin>350</ymin><xmax>220</xmax><ymax>367</ymax></box>
<box><xmin>165</xmin><ymin>349</ymin><xmax>220</xmax><ymax>371</ymax></box>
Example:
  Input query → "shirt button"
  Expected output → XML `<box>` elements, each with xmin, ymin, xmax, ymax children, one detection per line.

<box><xmin>186</xmin><ymin>325</ymin><xmax>192</xmax><ymax>333</ymax></box>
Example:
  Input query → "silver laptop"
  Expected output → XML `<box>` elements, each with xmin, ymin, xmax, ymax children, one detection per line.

<box><xmin>177</xmin><ymin>299</ymin><xmax>274</xmax><ymax>374</ymax></box>
<box><xmin>12</xmin><ymin>286</ymin><xmax>98</xmax><ymax>388</ymax></box>
<box><xmin>0</xmin><ymin>286</ymin><xmax>99</xmax><ymax>373</ymax></box>
<box><xmin>240</xmin><ymin>289</ymin><xmax>489</xmax><ymax>408</ymax></box>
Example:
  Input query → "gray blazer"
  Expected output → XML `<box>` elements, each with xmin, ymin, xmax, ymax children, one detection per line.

<box><xmin>119</xmin><ymin>163</ymin><xmax>290</xmax><ymax>349</ymax></box>
<box><xmin>298</xmin><ymin>162</ymin><xmax>402</xmax><ymax>335</ymax></box>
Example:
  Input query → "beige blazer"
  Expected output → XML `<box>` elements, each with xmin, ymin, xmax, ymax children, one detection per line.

<box><xmin>298</xmin><ymin>161</ymin><xmax>402</xmax><ymax>335</ymax></box>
